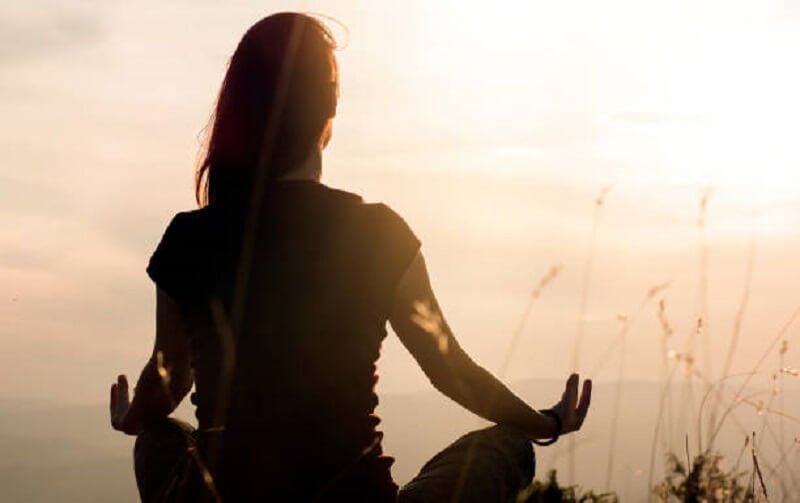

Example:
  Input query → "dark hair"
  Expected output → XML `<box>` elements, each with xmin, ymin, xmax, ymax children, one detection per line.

<box><xmin>195</xmin><ymin>12</ymin><xmax>338</xmax><ymax>206</ymax></box>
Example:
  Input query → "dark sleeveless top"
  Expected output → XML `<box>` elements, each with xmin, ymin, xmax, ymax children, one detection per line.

<box><xmin>146</xmin><ymin>181</ymin><xmax>420</xmax><ymax>501</ymax></box>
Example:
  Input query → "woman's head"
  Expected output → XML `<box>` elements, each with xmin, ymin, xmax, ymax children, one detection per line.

<box><xmin>196</xmin><ymin>12</ymin><xmax>338</xmax><ymax>206</ymax></box>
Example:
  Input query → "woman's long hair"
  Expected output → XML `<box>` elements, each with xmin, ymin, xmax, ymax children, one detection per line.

<box><xmin>195</xmin><ymin>13</ymin><xmax>338</xmax><ymax>207</ymax></box>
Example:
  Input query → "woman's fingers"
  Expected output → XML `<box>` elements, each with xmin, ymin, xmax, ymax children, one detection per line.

<box><xmin>109</xmin><ymin>375</ymin><xmax>131</xmax><ymax>431</ymax></box>
<box><xmin>550</xmin><ymin>374</ymin><xmax>592</xmax><ymax>433</ymax></box>
<box><xmin>117</xmin><ymin>375</ymin><xmax>129</xmax><ymax>404</ymax></box>
<box><xmin>577</xmin><ymin>379</ymin><xmax>592</xmax><ymax>418</ymax></box>
<box><xmin>110</xmin><ymin>383</ymin><xmax>117</xmax><ymax>410</ymax></box>
<box><xmin>557</xmin><ymin>373</ymin><xmax>575</xmax><ymax>430</ymax></box>
<box><xmin>565</xmin><ymin>373</ymin><xmax>578</xmax><ymax>408</ymax></box>
<box><xmin>558</xmin><ymin>374</ymin><xmax>592</xmax><ymax>432</ymax></box>
<box><xmin>110</xmin><ymin>375</ymin><xmax>129</xmax><ymax>411</ymax></box>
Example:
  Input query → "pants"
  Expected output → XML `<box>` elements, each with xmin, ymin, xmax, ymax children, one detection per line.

<box><xmin>134</xmin><ymin>418</ymin><xmax>535</xmax><ymax>503</ymax></box>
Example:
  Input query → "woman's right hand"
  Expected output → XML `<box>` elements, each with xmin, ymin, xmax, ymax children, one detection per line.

<box><xmin>550</xmin><ymin>373</ymin><xmax>592</xmax><ymax>434</ymax></box>
<box><xmin>109</xmin><ymin>374</ymin><xmax>139</xmax><ymax>436</ymax></box>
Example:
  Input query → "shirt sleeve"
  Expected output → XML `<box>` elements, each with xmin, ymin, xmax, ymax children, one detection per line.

<box><xmin>146</xmin><ymin>212</ymin><xmax>195</xmax><ymax>305</ymax></box>
<box><xmin>363</xmin><ymin>203</ymin><xmax>421</xmax><ymax>312</ymax></box>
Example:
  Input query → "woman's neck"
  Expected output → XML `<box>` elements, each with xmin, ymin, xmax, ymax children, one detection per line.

<box><xmin>278</xmin><ymin>150</ymin><xmax>322</xmax><ymax>182</ymax></box>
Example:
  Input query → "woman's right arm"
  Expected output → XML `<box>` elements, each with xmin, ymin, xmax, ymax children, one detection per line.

<box><xmin>388</xmin><ymin>251</ymin><xmax>591</xmax><ymax>440</ymax></box>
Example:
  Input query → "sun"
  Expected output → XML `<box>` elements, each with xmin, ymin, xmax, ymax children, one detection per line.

<box><xmin>413</xmin><ymin>0</ymin><xmax>798</xmax><ymax>233</ymax></box>
<box><xmin>654</xmin><ymin>22</ymin><xmax>800</xmax><ymax>208</ymax></box>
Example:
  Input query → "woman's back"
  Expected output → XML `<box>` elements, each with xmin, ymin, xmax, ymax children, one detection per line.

<box><xmin>146</xmin><ymin>180</ymin><xmax>419</xmax><ymax>500</ymax></box>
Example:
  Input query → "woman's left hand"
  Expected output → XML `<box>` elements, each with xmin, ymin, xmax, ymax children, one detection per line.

<box><xmin>550</xmin><ymin>373</ymin><xmax>592</xmax><ymax>434</ymax></box>
<box><xmin>109</xmin><ymin>374</ymin><xmax>138</xmax><ymax>435</ymax></box>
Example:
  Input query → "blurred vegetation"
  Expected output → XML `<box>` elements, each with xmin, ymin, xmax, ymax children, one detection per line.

<box><xmin>652</xmin><ymin>451</ymin><xmax>755</xmax><ymax>502</ymax></box>
<box><xmin>518</xmin><ymin>448</ymin><xmax>760</xmax><ymax>502</ymax></box>
<box><xmin>520</xmin><ymin>469</ymin><xmax>619</xmax><ymax>503</ymax></box>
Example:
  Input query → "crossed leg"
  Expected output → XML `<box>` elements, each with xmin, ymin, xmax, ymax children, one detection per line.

<box><xmin>134</xmin><ymin>420</ymin><xmax>534</xmax><ymax>503</ymax></box>
<box><xmin>398</xmin><ymin>424</ymin><xmax>536</xmax><ymax>503</ymax></box>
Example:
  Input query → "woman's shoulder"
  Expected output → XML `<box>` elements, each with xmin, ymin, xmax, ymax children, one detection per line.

<box><xmin>153</xmin><ymin>206</ymin><xmax>233</xmax><ymax>252</ymax></box>
<box><xmin>167</xmin><ymin>204</ymin><xmax>239</xmax><ymax>228</ymax></box>
<box><xmin>318</xmin><ymin>184</ymin><xmax>406</xmax><ymax>224</ymax></box>
<box><xmin>354</xmin><ymin>201</ymin><xmax>420</xmax><ymax>253</ymax></box>
<box><xmin>359</xmin><ymin>201</ymin><xmax>413</xmax><ymax>230</ymax></box>
<box><xmin>316</xmin><ymin>185</ymin><xmax>419</xmax><ymax>251</ymax></box>
<box><xmin>162</xmin><ymin>208</ymin><xmax>200</xmax><ymax>229</ymax></box>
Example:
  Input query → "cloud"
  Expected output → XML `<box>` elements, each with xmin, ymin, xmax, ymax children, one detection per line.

<box><xmin>0</xmin><ymin>246</ymin><xmax>56</xmax><ymax>271</ymax></box>
<box><xmin>0</xmin><ymin>7</ymin><xmax>104</xmax><ymax>65</ymax></box>
<box><xmin>0</xmin><ymin>176</ymin><xmax>73</xmax><ymax>218</ymax></box>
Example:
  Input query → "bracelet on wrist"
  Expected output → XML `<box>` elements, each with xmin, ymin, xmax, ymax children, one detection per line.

<box><xmin>531</xmin><ymin>409</ymin><xmax>562</xmax><ymax>446</ymax></box>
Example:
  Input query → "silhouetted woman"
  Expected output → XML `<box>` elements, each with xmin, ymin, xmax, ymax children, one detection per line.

<box><xmin>109</xmin><ymin>12</ymin><xmax>591</xmax><ymax>502</ymax></box>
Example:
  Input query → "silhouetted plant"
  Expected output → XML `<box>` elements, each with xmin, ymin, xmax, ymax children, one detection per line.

<box><xmin>520</xmin><ymin>469</ymin><xmax>618</xmax><ymax>503</ymax></box>
<box><xmin>653</xmin><ymin>451</ymin><xmax>753</xmax><ymax>502</ymax></box>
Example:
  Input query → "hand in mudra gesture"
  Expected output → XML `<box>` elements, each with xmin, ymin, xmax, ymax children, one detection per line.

<box><xmin>109</xmin><ymin>374</ymin><xmax>138</xmax><ymax>435</ymax></box>
<box><xmin>551</xmin><ymin>373</ymin><xmax>592</xmax><ymax>434</ymax></box>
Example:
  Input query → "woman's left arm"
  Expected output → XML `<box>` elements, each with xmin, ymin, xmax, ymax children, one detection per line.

<box><xmin>109</xmin><ymin>287</ymin><xmax>194</xmax><ymax>435</ymax></box>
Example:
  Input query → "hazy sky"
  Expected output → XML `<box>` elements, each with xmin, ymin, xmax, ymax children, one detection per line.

<box><xmin>2</xmin><ymin>0</ymin><xmax>799</xmax><ymax>404</ymax></box>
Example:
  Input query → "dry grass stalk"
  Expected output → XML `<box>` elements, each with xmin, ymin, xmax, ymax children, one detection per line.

<box><xmin>590</xmin><ymin>283</ymin><xmax>669</xmax><ymax>376</ymax></box>
<box><xmin>751</xmin><ymin>432</ymin><xmax>769</xmax><ymax>501</ymax></box>
<box><xmin>779</xmin><ymin>340</ymin><xmax>787</xmax><ymax>496</ymax></box>
<box><xmin>647</xmin><ymin>361</ymin><xmax>679</xmax><ymax>497</ymax></box>
<box><xmin>732</xmin><ymin>435</ymin><xmax>750</xmax><ymax>476</ymax></box>
<box><xmin>756</xmin><ymin>418</ymin><xmax>799</xmax><ymax>499</ymax></box>
<box><xmin>693</xmin><ymin>188</ymin><xmax>714</xmax><ymax>445</ymax></box>
<box><xmin>711</xmin><ymin>234</ymin><xmax>756</xmax><ymax>454</ymax></box>
<box><xmin>605</xmin><ymin>315</ymin><xmax>630</xmax><ymax>491</ymax></box>
<box><xmin>697</xmin><ymin>186</ymin><xmax>713</xmax><ymax>229</ymax></box>
<box><xmin>596</xmin><ymin>286</ymin><xmax>672</xmax><ymax>491</ymax></box>
<box><xmin>501</xmin><ymin>264</ymin><xmax>562</xmax><ymax>376</ymax></box>
<box><xmin>730</xmin><ymin>307</ymin><xmax>800</xmax><ymax>420</ymax></box>
<box><xmin>569</xmin><ymin>185</ymin><xmax>611</xmax><ymax>484</ymax></box>
<box><xmin>657</xmin><ymin>299</ymin><xmax>675</xmax><ymax>449</ymax></box>
<box><xmin>595</xmin><ymin>185</ymin><xmax>612</xmax><ymax>208</ymax></box>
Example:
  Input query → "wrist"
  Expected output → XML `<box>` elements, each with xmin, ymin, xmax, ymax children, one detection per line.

<box><xmin>122</xmin><ymin>417</ymin><xmax>142</xmax><ymax>436</ymax></box>
<box><xmin>531</xmin><ymin>409</ymin><xmax>562</xmax><ymax>446</ymax></box>
<box><xmin>543</xmin><ymin>408</ymin><xmax>562</xmax><ymax>437</ymax></box>
<box><xmin>118</xmin><ymin>405</ymin><xmax>143</xmax><ymax>436</ymax></box>
<box><xmin>545</xmin><ymin>411</ymin><xmax>560</xmax><ymax>437</ymax></box>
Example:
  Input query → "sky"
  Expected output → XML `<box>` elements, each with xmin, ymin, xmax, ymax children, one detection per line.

<box><xmin>1</xmin><ymin>0</ymin><xmax>799</xmax><ymax>407</ymax></box>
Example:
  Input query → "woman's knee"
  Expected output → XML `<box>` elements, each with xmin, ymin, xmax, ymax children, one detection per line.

<box><xmin>134</xmin><ymin>417</ymin><xmax>196</xmax><ymax>501</ymax></box>
<box><xmin>134</xmin><ymin>417</ymin><xmax>194</xmax><ymax>467</ymax></box>
<box><xmin>470</xmin><ymin>424</ymin><xmax>536</xmax><ymax>481</ymax></box>
<box><xmin>135</xmin><ymin>416</ymin><xmax>190</xmax><ymax>440</ymax></box>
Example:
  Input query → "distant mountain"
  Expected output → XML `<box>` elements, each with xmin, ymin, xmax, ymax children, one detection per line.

<box><xmin>0</xmin><ymin>400</ymin><xmax>137</xmax><ymax>502</ymax></box>
<box><xmin>1</xmin><ymin>379</ymin><xmax>794</xmax><ymax>501</ymax></box>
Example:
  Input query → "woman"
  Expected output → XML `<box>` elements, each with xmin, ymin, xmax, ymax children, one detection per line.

<box><xmin>109</xmin><ymin>12</ymin><xmax>591</xmax><ymax>502</ymax></box>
